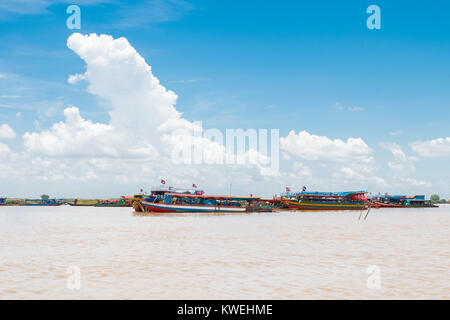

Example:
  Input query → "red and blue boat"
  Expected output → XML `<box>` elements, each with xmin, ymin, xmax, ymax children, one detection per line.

<box><xmin>282</xmin><ymin>191</ymin><xmax>368</xmax><ymax>210</ymax></box>
<box><xmin>140</xmin><ymin>193</ymin><xmax>259</xmax><ymax>213</ymax></box>
<box><xmin>369</xmin><ymin>194</ymin><xmax>437</xmax><ymax>208</ymax></box>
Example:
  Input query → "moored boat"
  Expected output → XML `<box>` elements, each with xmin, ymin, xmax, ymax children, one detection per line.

<box><xmin>69</xmin><ymin>199</ymin><xmax>99</xmax><ymax>206</ymax></box>
<box><xmin>132</xmin><ymin>186</ymin><xmax>206</xmax><ymax>212</ymax></box>
<box><xmin>0</xmin><ymin>198</ymin><xmax>7</xmax><ymax>206</ymax></box>
<box><xmin>139</xmin><ymin>193</ymin><xmax>260</xmax><ymax>213</ymax></box>
<box><xmin>22</xmin><ymin>199</ymin><xmax>63</xmax><ymax>206</ymax></box>
<box><xmin>369</xmin><ymin>194</ymin><xmax>437</xmax><ymax>208</ymax></box>
<box><xmin>282</xmin><ymin>191</ymin><xmax>368</xmax><ymax>210</ymax></box>
<box><xmin>94</xmin><ymin>197</ymin><xmax>131</xmax><ymax>207</ymax></box>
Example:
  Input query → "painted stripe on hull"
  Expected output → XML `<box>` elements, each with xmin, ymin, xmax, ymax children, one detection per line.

<box><xmin>141</xmin><ymin>201</ymin><xmax>247</xmax><ymax>213</ymax></box>
<box><xmin>282</xmin><ymin>200</ymin><xmax>366</xmax><ymax>210</ymax></box>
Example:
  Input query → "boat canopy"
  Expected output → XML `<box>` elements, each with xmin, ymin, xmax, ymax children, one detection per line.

<box><xmin>284</xmin><ymin>191</ymin><xmax>367</xmax><ymax>198</ymax></box>
<box><xmin>164</xmin><ymin>193</ymin><xmax>260</xmax><ymax>201</ymax></box>
<box><xmin>369</xmin><ymin>194</ymin><xmax>426</xmax><ymax>200</ymax></box>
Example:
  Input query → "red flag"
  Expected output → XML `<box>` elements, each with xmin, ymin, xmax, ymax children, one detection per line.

<box><xmin>140</xmin><ymin>189</ymin><xmax>143</xmax><ymax>193</ymax></box>
<box><xmin>192</xmin><ymin>184</ymin><xmax>198</xmax><ymax>188</ymax></box>
<box><xmin>286</xmin><ymin>187</ymin><xmax>291</xmax><ymax>192</ymax></box>
<box><xmin>161</xmin><ymin>179</ymin><xmax>166</xmax><ymax>184</ymax></box>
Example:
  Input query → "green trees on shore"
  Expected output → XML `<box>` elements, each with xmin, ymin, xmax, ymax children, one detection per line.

<box><xmin>430</xmin><ymin>194</ymin><xmax>449</xmax><ymax>204</ymax></box>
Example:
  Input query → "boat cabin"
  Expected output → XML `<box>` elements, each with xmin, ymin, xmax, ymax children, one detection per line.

<box><xmin>162</xmin><ymin>193</ymin><xmax>259</xmax><ymax>207</ymax></box>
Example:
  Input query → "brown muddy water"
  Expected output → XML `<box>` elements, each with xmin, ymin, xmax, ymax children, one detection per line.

<box><xmin>0</xmin><ymin>205</ymin><xmax>448</xmax><ymax>299</ymax></box>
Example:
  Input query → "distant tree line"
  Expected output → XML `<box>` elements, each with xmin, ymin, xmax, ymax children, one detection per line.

<box><xmin>430</xmin><ymin>194</ymin><xmax>450</xmax><ymax>204</ymax></box>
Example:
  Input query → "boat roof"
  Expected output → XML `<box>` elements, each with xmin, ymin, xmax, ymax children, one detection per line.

<box><xmin>165</xmin><ymin>193</ymin><xmax>260</xmax><ymax>201</ymax></box>
<box><xmin>290</xmin><ymin>191</ymin><xmax>367</xmax><ymax>197</ymax></box>
<box><xmin>369</xmin><ymin>194</ymin><xmax>425</xmax><ymax>200</ymax></box>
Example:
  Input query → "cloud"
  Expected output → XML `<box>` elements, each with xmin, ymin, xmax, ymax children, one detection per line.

<box><xmin>66</xmin><ymin>33</ymin><xmax>180</xmax><ymax>141</ymax></box>
<box><xmin>0</xmin><ymin>142</ymin><xmax>12</xmax><ymax>155</ymax></box>
<box><xmin>0</xmin><ymin>124</ymin><xmax>16</xmax><ymax>139</ymax></box>
<box><xmin>113</xmin><ymin>0</ymin><xmax>194</xmax><ymax>27</ymax></box>
<box><xmin>23</xmin><ymin>106</ymin><xmax>156</xmax><ymax>158</ymax></box>
<box><xmin>280</xmin><ymin>130</ymin><xmax>373</xmax><ymax>163</ymax></box>
<box><xmin>292</xmin><ymin>161</ymin><xmax>312</xmax><ymax>177</ymax></box>
<box><xmin>0</xmin><ymin>0</ymin><xmax>112</xmax><ymax>19</ymax></box>
<box><xmin>67</xmin><ymin>73</ymin><xmax>86</xmax><ymax>84</ymax></box>
<box><xmin>335</xmin><ymin>102</ymin><xmax>366</xmax><ymax>112</ymax></box>
<box><xmin>410</xmin><ymin>137</ymin><xmax>450</xmax><ymax>157</ymax></box>
<box><xmin>399</xmin><ymin>177</ymin><xmax>432</xmax><ymax>188</ymax></box>
<box><xmin>333</xmin><ymin>167</ymin><xmax>386</xmax><ymax>186</ymax></box>
<box><xmin>381</xmin><ymin>142</ymin><xmax>416</xmax><ymax>173</ymax></box>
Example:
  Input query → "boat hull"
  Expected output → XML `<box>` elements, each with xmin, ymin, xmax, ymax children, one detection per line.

<box><xmin>372</xmin><ymin>201</ymin><xmax>404</xmax><ymax>208</ymax></box>
<box><xmin>282</xmin><ymin>199</ymin><xmax>366</xmax><ymax>210</ymax></box>
<box><xmin>141</xmin><ymin>201</ymin><xmax>247</xmax><ymax>213</ymax></box>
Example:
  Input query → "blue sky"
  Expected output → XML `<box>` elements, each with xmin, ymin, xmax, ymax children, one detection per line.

<box><xmin>0</xmin><ymin>0</ymin><xmax>449</xmax><ymax>198</ymax></box>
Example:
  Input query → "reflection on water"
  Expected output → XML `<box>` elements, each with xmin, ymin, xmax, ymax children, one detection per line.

<box><xmin>0</xmin><ymin>205</ymin><xmax>448</xmax><ymax>299</ymax></box>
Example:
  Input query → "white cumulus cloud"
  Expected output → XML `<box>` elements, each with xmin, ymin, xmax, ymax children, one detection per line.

<box><xmin>0</xmin><ymin>124</ymin><xmax>16</xmax><ymax>139</ymax></box>
<box><xmin>280</xmin><ymin>130</ymin><xmax>373</xmax><ymax>163</ymax></box>
<box><xmin>23</xmin><ymin>106</ymin><xmax>156</xmax><ymax>158</ymax></box>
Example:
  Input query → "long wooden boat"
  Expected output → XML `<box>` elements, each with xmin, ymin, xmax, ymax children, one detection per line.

<box><xmin>371</xmin><ymin>201</ymin><xmax>403</xmax><ymax>208</ymax></box>
<box><xmin>94</xmin><ymin>198</ymin><xmax>130</xmax><ymax>207</ymax></box>
<box><xmin>69</xmin><ymin>199</ymin><xmax>99</xmax><ymax>206</ymax></box>
<box><xmin>139</xmin><ymin>193</ymin><xmax>259</xmax><ymax>213</ymax></box>
<box><xmin>21</xmin><ymin>199</ymin><xmax>63</xmax><ymax>206</ymax></box>
<box><xmin>282</xmin><ymin>191</ymin><xmax>368</xmax><ymax>211</ymax></box>
<box><xmin>132</xmin><ymin>187</ymin><xmax>206</xmax><ymax>212</ymax></box>
<box><xmin>369</xmin><ymin>194</ymin><xmax>437</xmax><ymax>208</ymax></box>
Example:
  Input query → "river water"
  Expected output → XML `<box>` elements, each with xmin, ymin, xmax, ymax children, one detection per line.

<box><xmin>0</xmin><ymin>205</ymin><xmax>448</xmax><ymax>299</ymax></box>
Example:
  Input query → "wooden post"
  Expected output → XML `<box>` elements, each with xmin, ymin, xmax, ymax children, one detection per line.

<box><xmin>364</xmin><ymin>205</ymin><xmax>372</xmax><ymax>220</ymax></box>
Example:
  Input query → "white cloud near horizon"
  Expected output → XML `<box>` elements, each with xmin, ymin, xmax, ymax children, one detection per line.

<box><xmin>410</xmin><ymin>137</ymin><xmax>450</xmax><ymax>157</ymax></box>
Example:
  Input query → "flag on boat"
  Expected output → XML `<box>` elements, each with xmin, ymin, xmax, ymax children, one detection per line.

<box><xmin>286</xmin><ymin>187</ymin><xmax>291</xmax><ymax>192</ymax></box>
<box><xmin>161</xmin><ymin>179</ymin><xmax>166</xmax><ymax>184</ymax></box>
<box><xmin>169</xmin><ymin>186</ymin><xmax>174</xmax><ymax>190</ymax></box>
<box><xmin>302</xmin><ymin>186</ymin><xmax>307</xmax><ymax>192</ymax></box>
<box><xmin>192</xmin><ymin>184</ymin><xmax>198</xmax><ymax>188</ymax></box>
<box><xmin>140</xmin><ymin>189</ymin><xmax>143</xmax><ymax>193</ymax></box>
<box><xmin>195</xmin><ymin>190</ymin><xmax>205</xmax><ymax>195</ymax></box>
